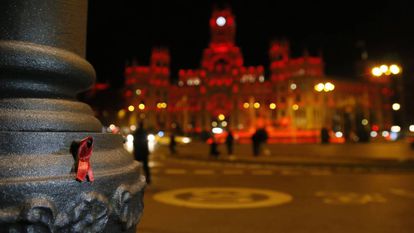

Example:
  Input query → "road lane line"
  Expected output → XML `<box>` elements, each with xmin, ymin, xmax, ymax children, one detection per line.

<box><xmin>165</xmin><ymin>169</ymin><xmax>187</xmax><ymax>175</ymax></box>
<box><xmin>251</xmin><ymin>170</ymin><xmax>273</xmax><ymax>175</ymax></box>
<box><xmin>222</xmin><ymin>170</ymin><xmax>244</xmax><ymax>175</ymax></box>
<box><xmin>280</xmin><ymin>170</ymin><xmax>302</xmax><ymax>176</ymax></box>
<box><xmin>149</xmin><ymin>161</ymin><xmax>163</xmax><ymax>168</ymax></box>
<box><xmin>309</xmin><ymin>170</ymin><xmax>332</xmax><ymax>176</ymax></box>
<box><xmin>315</xmin><ymin>191</ymin><xmax>387</xmax><ymax>205</ymax></box>
<box><xmin>390</xmin><ymin>188</ymin><xmax>414</xmax><ymax>198</ymax></box>
<box><xmin>194</xmin><ymin>169</ymin><xmax>215</xmax><ymax>175</ymax></box>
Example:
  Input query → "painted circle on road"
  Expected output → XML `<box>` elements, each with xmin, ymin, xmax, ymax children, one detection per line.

<box><xmin>153</xmin><ymin>187</ymin><xmax>293</xmax><ymax>209</ymax></box>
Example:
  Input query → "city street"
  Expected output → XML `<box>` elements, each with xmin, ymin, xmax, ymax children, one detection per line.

<box><xmin>137</xmin><ymin>148</ymin><xmax>414</xmax><ymax>233</ymax></box>
<box><xmin>3</xmin><ymin>1</ymin><xmax>414</xmax><ymax>233</ymax></box>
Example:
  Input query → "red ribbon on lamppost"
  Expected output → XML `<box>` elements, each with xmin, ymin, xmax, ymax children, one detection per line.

<box><xmin>76</xmin><ymin>136</ymin><xmax>94</xmax><ymax>182</ymax></box>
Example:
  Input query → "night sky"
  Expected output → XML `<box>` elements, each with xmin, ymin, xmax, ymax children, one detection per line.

<box><xmin>86</xmin><ymin>0</ymin><xmax>414</xmax><ymax>88</ymax></box>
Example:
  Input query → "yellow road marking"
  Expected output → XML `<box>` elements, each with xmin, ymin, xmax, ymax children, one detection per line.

<box><xmin>223</xmin><ymin>170</ymin><xmax>244</xmax><ymax>175</ymax></box>
<box><xmin>165</xmin><ymin>169</ymin><xmax>187</xmax><ymax>175</ymax></box>
<box><xmin>153</xmin><ymin>187</ymin><xmax>293</xmax><ymax>209</ymax></box>
<box><xmin>194</xmin><ymin>169</ymin><xmax>215</xmax><ymax>175</ymax></box>
<box><xmin>315</xmin><ymin>191</ymin><xmax>387</xmax><ymax>205</ymax></box>
<box><xmin>280</xmin><ymin>170</ymin><xmax>301</xmax><ymax>176</ymax></box>
<box><xmin>251</xmin><ymin>170</ymin><xmax>273</xmax><ymax>175</ymax></box>
<box><xmin>390</xmin><ymin>188</ymin><xmax>414</xmax><ymax>198</ymax></box>
<box><xmin>309</xmin><ymin>170</ymin><xmax>332</xmax><ymax>176</ymax></box>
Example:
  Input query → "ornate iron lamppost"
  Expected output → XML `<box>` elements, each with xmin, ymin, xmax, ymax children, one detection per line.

<box><xmin>0</xmin><ymin>1</ymin><xmax>145</xmax><ymax>232</ymax></box>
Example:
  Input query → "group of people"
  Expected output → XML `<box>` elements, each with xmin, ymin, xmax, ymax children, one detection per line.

<box><xmin>133</xmin><ymin>122</ymin><xmax>269</xmax><ymax>185</ymax></box>
<box><xmin>208</xmin><ymin>130</ymin><xmax>234</xmax><ymax>157</ymax></box>
<box><xmin>208</xmin><ymin>128</ymin><xmax>268</xmax><ymax>157</ymax></box>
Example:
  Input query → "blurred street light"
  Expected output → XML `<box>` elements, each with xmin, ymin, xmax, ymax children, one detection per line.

<box><xmin>314</xmin><ymin>83</ymin><xmax>325</xmax><ymax>92</ymax></box>
<box><xmin>128</xmin><ymin>105</ymin><xmax>135</xmax><ymax>112</ymax></box>
<box><xmin>371</xmin><ymin>67</ymin><xmax>382</xmax><ymax>77</ymax></box>
<box><xmin>335</xmin><ymin>131</ymin><xmax>343</xmax><ymax>138</ymax></box>
<box><xmin>361</xmin><ymin>119</ymin><xmax>369</xmax><ymax>125</ymax></box>
<box><xmin>157</xmin><ymin>102</ymin><xmax>167</xmax><ymax>109</ymax></box>
<box><xmin>212</xmin><ymin>127</ymin><xmax>223</xmax><ymax>134</ymax></box>
<box><xmin>392</xmin><ymin>103</ymin><xmax>401</xmax><ymax>111</ymax></box>
<box><xmin>138</xmin><ymin>103</ymin><xmax>145</xmax><ymax>110</ymax></box>
<box><xmin>324</xmin><ymin>82</ymin><xmax>335</xmax><ymax>92</ymax></box>
<box><xmin>314</xmin><ymin>82</ymin><xmax>335</xmax><ymax>92</ymax></box>
<box><xmin>218</xmin><ymin>114</ymin><xmax>225</xmax><ymax>121</ymax></box>
<box><xmin>380</xmin><ymin>65</ymin><xmax>388</xmax><ymax>73</ymax></box>
<box><xmin>391</xmin><ymin>125</ymin><xmax>401</xmax><ymax>133</ymax></box>
<box><xmin>371</xmin><ymin>64</ymin><xmax>402</xmax><ymax>77</ymax></box>
<box><xmin>118</xmin><ymin>109</ymin><xmax>126</xmax><ymax>118</ymax></box>
<box><xmin>269</xmin><ymin>103</ymin><xmax>276</xmax><ymax>110</ymax></box>
<box><xmin>371</xmin><ymin>63</ymin><xmax>404</xmax><ymax>132</ymax></box>
<box><xmin>390</xmin><ymin>64</ymin><xmax>401</xmax><ymax>75</ymax></box>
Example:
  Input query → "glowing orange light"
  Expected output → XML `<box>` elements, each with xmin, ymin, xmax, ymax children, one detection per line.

<box><xmin>371</xmin><ymin>67</ymin><xmax>382</xmax><ymax>77</ymax></box>
<box><xmin>380</xmin><ymin>65</ymin><xmax>388</xmax><ymax>73</ymax></box>
<box><xmin>218</xmin><ymin>114</ymin><xmax>225</xmax><ymax>121</ymax></box>
<box><xmin>390</xmin><ymin>64</ymin><xmax>401</xmax><ymax>75</ymax></box>
<box><xmin>324</xmin><ymin>82</ymin><xmax>335</xmax><ymax>92</ymax></box>
<box><xmin>118</xmin><ymin>109</ymin><xmax>126</xmax><ymax>118</ymax></box>
<box><xmin>314</xmin><ymin>83</ymin><xmax>324</xmax><ymax>92</ymax></box>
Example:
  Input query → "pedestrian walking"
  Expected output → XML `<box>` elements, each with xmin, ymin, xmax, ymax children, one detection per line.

<box><xmin>169</xmin><ymin>132</ymin><xmax>177</xmax><ymax>155</ymax></box>
<box><xmin>209</xmin><ymin>136</ymin><xmax>220</xmax><ymax>158</ymax></box>
<box><xmin>225</xmin><ymin>130</ymin><xmax>234</xmax><ymax>155</ymax></box>
<box><xmin>320</xmin><ymin>127</ymin><xmax>330</xmax><ymax>144</ymax></box>
<box><xmin>133</xmin><ymin>122</ymin><xmax>151</xmax><ymax>184</ymax></box>
<box><xmin>252</xmin><ymin>128</ymin><xmax>268</xmax><ymax>156</ymax></box>
<box><xmin>252</xmin><ymin>131</ymin><xmax>260</xmax><ymax>156</ymax></box>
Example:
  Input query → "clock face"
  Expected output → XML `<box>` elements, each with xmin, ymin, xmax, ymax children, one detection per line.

<box><xmin>216</xmin><ymin>16</ymin><xmax>226</xmax><ymax>27</ymax></box>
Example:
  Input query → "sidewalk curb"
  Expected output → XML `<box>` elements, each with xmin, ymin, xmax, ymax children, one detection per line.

<box><xmin>167</xmin><ymin>154</ymin><xmax>414</xmax><ymax>171</ymax></box>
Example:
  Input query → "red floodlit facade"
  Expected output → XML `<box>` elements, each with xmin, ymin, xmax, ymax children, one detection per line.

<box><xmin>114</xmin><ymin>7</ymin><xmax>394</xmax><ymax>143</ymax></box>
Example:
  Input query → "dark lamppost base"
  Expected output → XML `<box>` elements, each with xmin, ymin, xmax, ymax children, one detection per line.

<box><xmin>0</xmin><ymin>130</ymin><xmax>145</xmax><ymax>232</ymax></box>
<box><xmin>0</xmin><ymin>1</ymin><xmax>145</xmax><ymax>232</ymax></box>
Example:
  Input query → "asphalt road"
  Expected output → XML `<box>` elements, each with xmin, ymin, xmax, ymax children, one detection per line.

<box><xmin>136</xmin><ymin>156</ymin><xmax>414</xmax><ymax>233</ymax></box>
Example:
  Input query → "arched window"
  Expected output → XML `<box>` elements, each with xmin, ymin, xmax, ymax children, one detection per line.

<box><xmin>214</xmin><ymin>58</ymin><xmax>229</xmax><ymax>72</ymax></box>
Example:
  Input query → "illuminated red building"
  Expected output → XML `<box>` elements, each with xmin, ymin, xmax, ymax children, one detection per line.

<box><xmin>118</xmin><ymin>7</ymin><xmax>393</xmax><ymax>142</ymax></box>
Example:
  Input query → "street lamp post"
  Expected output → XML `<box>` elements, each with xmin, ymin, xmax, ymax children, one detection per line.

<box><xmin>0</xmin><ymin>1</ymin><xmax>145</xmax><ymax>232</ymax></box>
<box><xmin>370</xmin><ymin>63</ymin><xmax>404</xmax><ymax>135</ymax></box>
<box><xmin>314</xmin><ymin>81</ymin><xmax>335</xmax><ymax>130</ymax></box>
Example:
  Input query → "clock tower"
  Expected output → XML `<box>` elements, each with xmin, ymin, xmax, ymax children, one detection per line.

<box><xmin>209</xmin><ymin>8</ymin><xmax>236</xmax><ymax>45</ymax></box>
<box><xmin>202</xmin><ymin>7</ymin><xmax>243</xmax><ymax>71</ymax></box>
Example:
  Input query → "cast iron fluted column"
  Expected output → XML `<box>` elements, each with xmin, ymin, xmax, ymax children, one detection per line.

<box><xmin>0</xmin><ymin>1</ymin><xmax>145</xmax><ymax>232</ymax></box>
